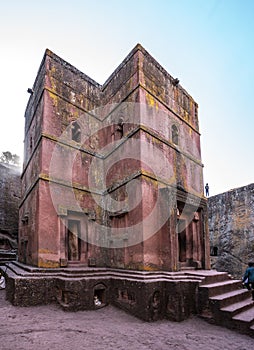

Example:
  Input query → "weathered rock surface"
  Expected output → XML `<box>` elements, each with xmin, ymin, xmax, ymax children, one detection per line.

<box><xmin>208</xmin><ymin>183</ymin><xmax>254</xmax><ymax>279</ymax></box>
<box><xmin>0</xmin><ymin>162</ymin><xmax>21</xmax><ymax>251</ymax></box>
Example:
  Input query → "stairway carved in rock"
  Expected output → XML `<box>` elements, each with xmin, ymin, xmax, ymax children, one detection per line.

<box><xmin>186</xmin><ymin>270</ymin><xmax>254</xmax><ymax>337</ymax></box>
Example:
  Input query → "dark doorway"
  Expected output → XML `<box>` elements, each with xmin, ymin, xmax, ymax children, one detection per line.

<box><xmin>178</xmin><ymin>223</ymin><xmax>187</xmax><ymax>263</ymax></box>
<box><xmin>67</xmin><ymin>220</ymin><xmax>81</xmax><ymax>261</ymax></box>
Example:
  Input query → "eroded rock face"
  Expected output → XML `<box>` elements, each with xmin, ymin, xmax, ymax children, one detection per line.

<box><xmin>0</xmin><ymin>162</ymin><xmax>21</xmax><ymax>249</ymax></box>
<box><xmin>208</xmin><ymin>184</ymin><xmax>254</xmax><ymax>279</ymax></box>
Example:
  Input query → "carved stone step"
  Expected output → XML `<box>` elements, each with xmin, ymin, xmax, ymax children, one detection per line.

<box><xmin>221</xmin><ymin>299</ymin><xmax>254</xmax><ymax>316</ymax></box>
<box><xmin>233</xmin><ymin>306</ymin><xmax>254</xmax><ymax>323</ymax></box>
<box><xmin>200</xmin><ymin>280</ymin><xmax>242</xmax><ymax>297</ymax></box>
<box><xmin>232</xmin><ymin>306</ymin><xmax>254</xmax><ymax>335</ymax></box>
<box><xmin>210</xmin><ymin>289</ymin><xmax>250</xmax><ymax>308</ymax></box>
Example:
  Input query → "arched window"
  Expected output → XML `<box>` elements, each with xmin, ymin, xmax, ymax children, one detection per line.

<box><xmin>71</xmin><ymin>121</ymin><xmax>81</xmax><ymax>142</ymax></box>
<box><xmin>172</xmin><ymin>124</ymin><xmax>179</xmax><ymax>145</ymax></box>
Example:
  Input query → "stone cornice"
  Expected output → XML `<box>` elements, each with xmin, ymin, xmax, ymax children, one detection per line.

<box><xmin>20</xmin><ymin>167</ymin><xmax>205</xmax><ymax>209</ymax></box>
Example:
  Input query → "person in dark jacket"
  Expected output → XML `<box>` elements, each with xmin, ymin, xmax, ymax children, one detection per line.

<box><xmin>242</xmin><ymin>261</ymin><xmax>254</xmax><ymax>300</ymax></box>
<box><xmin>205</xmin><ymin>183</ymin><xmax>209</xmax><ymax>197</ymax></box>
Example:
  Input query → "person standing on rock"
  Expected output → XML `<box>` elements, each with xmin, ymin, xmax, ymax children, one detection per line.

<box><xmin>242</xmin><ymin>262</ymin><xmax>254</xmax><ymax>300</ymax></box>
<box><xmin>205</xmin><ymin>183</ymin><xmax>209</xmax><ymax>197</ymax></box>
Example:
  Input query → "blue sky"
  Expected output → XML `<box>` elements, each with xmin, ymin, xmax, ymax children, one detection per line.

<box><xmin>0</xmin><ymin>0</ymin><xmax>253</xmax><ymax>195</ymax></box>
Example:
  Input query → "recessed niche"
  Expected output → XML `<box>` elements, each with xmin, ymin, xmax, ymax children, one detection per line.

<box><xmin>93</xmin><ymin>283</ymin><xmax>107</xmax><ymax>308</ymax></box>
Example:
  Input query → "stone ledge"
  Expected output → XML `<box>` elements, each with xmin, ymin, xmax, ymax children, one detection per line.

<box><xmin>3</xmin><ymin>262</ymin><xmax>205</xmax><ymax>322</ymax></box>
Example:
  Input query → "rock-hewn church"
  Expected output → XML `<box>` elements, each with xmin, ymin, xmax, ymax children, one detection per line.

<box><xmin>19</xmin><ymin>44</ymin><xmax>209</xmax><ymax>271</ymax></box>
<box><xmin>6</xmin><ymin>44</ymin><xmax>215</xmax><ymax>322</ymax></box>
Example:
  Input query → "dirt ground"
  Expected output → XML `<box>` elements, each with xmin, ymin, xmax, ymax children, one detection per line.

<box><xmin>0</xmin><ymin>290</ymin><xmax>253</xmax><ymax>350</ymax></box>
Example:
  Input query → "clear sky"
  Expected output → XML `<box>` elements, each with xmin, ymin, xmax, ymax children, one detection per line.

<box><xmin>0</xmin><ymin>0</ymin><xmax>253</xmax><ymax>196</ymax></box>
